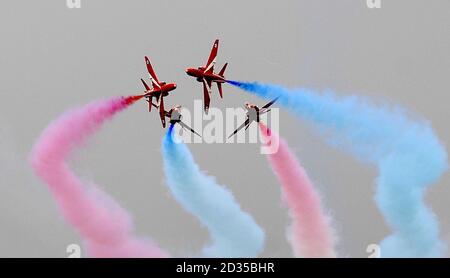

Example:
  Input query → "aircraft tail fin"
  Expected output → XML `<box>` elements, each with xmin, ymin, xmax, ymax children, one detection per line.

<box><xmin>218</xmin><ymin>63</ymin><xmax>228</xmax><ymax>77</ymax></box>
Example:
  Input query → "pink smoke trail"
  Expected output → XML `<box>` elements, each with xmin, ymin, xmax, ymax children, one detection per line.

<box><xmin>30</xmin><ymin>95</ymin><xmax>168</xmax><ymax>258</ymax></box>
<box><xmin>259</xmin><ymin>123</ymin><xmax>336</xmax><ymax>258</ymax></box>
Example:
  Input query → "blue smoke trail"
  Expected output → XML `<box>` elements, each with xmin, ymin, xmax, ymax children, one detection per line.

<box><xmin>228</xmin><ymin>80</ymin><xmax>448</xmax><ymax>257</ymax></box>
<box><xmin>162</xmin><ymin>125</ymin><xmax>265</xmax><ymax>257</ymax></box>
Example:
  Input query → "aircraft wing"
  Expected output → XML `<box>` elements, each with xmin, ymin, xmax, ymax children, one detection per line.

<box><xmin>144</xmin><ymin>56</ymin><xmax>161</xmax><ymax>88</ymax></box>
<box><xmin>150</xmin><ymin>102</ymin><xmax>171</xmax><ymax>117</ymax></box>
<box><xmin>202</xmin><ymin>79</ymin><xmax>211</xmax><ymax>113</ymax></box>
<box><xmin>178</xmin><ymin>121</ymin><xmax>202</xmax><ymax>138</ymax></box>
<box><xmin>159</xmin><ymin>97</ymin><xmax>166</xmax><ymax>128</ymax></box>
<box><xmin>204</xmin><ymin>39</ymin><xmax>219</xmax><ymax>73</ymax></box>
<box><xmin>260</xmin><ymin>97</ymin><xmax>279</xmax><ymax>114</ymax></box>
<box><xmin>227</xmin><ymin>118</ymin><xmax>250</xmax><ymax>139</ymax></box>
<box><xmin>262</xmin><ymin>97</ymin><xmax>279</xmax><ymax>109</ymax></box>
<box><xmin>141</xmin><ymin>78</ymin><xmax>151</xmax><ymax>91</ymax></box>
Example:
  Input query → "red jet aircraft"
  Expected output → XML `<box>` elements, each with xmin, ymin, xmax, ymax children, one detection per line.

<box><xmin>141</xmin><ymin>56</ymin><xmax>177</xmax><ymax>127</ymax></box>
<box><xmin>185</xmin><ymin>39</ymin><xmax>228</xmax><ymax>114</ymax></box>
